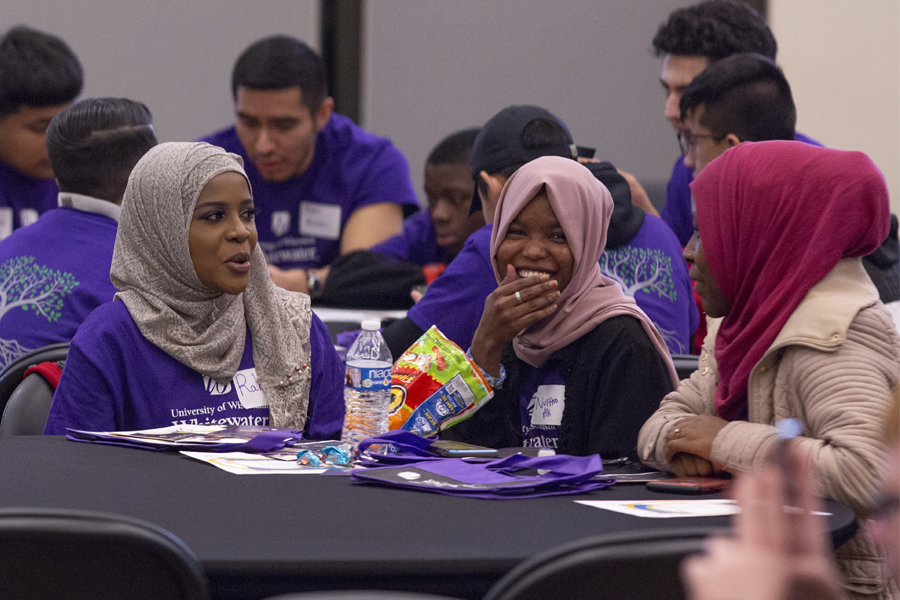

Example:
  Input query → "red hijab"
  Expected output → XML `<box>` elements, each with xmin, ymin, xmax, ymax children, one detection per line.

<box><xmin>690</xmin><ymin>141</ymin><xmax>890</xmax><ymax>421</ymax></box>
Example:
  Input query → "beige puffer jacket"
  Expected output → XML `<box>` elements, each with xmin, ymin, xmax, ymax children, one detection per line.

<box><xmin>638</xmin><ymin>259</ymin><xmax>900</xmax><ymax>600</ymax></box>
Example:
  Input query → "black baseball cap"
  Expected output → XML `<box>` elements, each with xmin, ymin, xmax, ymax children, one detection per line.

<box><xmin>469</xmin><ymin>105</ymin><xmax>577</xmax><ymax>215</ymax></box>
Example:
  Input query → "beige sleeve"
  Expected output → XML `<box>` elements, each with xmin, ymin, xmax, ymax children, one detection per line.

<box><xmin>637</xmin><ymin>321</ymin><xmax>721</xmax><ymax>470</ymax></box>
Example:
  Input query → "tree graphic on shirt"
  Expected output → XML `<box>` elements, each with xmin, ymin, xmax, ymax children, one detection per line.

<box><xmin>0</xmin><ymin>256</ymin><xmax>79</xmax><ymax>369</ymax></box>
<box><xmin>599</xmin><ymin>247</ymin><xmax>676</xmax><ymax>301</ymax></box>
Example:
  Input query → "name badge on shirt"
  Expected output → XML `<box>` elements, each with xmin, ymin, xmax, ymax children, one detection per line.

<box><xmin>530</xmin><ymin>384</ymin><xmax>566</xmax><ymax>426</ymax></box>
<box><xmin>233</xmin><ymin>368</ymin><xmax>269</xmax><ymax>409</ymax></box>
<box><xmin>299</xmin><ymin>202</ymin><xmax>341</xmax><ymax>240</ymax></box>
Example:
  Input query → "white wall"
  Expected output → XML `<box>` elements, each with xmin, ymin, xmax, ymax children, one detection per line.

<box><xmin>2</xmin><ymin>0</ymin><xmax>320</xmax><ymax>143</ymax></box>
<box><xmin>770</xmin><ymin>0</ymin><xmax>900</xmax><ymax>213</ymax></box>
<box><xmin>362</xmin><ymin>0</ymin><xmax>689</xmax><ymax>209</ymax></box>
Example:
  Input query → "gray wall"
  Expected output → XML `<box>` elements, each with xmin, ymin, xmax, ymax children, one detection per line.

<box><xmin>362</xmin><ymin>0</ymin><xmax>689</xmax><ymax>209</ymax></box>
<box><xmin>2</xmin><ymin>0</ymin><xmax>319</xmax><ymax>144</ymax></box>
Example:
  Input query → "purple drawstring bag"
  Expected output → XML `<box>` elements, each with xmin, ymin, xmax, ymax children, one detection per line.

<box><xmin>350</xmin><ymin>446</ymin><xmax>613</xmax><ymax>499</ymax></box>
<box><xmin>65</xmin><ymin>427</ymin><xmax>305</xmax><ymax>453</ymax></box>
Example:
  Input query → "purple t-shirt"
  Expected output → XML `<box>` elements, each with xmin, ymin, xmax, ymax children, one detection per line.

<box><xmin>599</xmin><ymin>214</ymin><xmax>698</xmax><ymax>354</ymax></box>
<box><xmin>370</xmin><ymin>210</ymin><xmax>447</xmax><ymax>266</ymax></box>
<box><xmin>661</xmin><ymin>132</ymin><xmax>823</xmax><ymax>246</ymax></box>
<box><xmin>407</xmin><ymin>223</ymin><xmax>495</xmax><ymax>350</ymax></box>
<box><xmin>0</xmin><ymin>207</ymin><xmax>118</xmax><ymax>370</ymax></box>
<box><xmin>409</xmin><ymin>219</ymin><xmax>697</xmax><ymax>355</ymax></box>
<box><xmin>0</xmin><ymin>159</ymin><xmax>58</xmax><ymax>240</ymax></box>
<box><xmin>518</xmin><ymin>364</ymin><xmax>565</xmax><ymax>450</ymax></box>
<box><xmin>201</xmin><ymin>114</ymin><xmax>419</xmax><ymax>270</ymax></box>
<box><xmin>44</xmin><ymin>300</ymin><xmax>345</xmax><ymax>438</ymax></box>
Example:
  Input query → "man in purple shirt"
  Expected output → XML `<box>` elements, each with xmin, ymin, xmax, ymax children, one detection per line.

<box><xmin>0</xmin><ymin>26</ymin><xmax>83</xmax><ymax>239</ymax></box>
<box><xmin>0</xmin><ymin>98</ymin><xmax>157</xmax><ymax>370</ymax></box>
<box><xmin>201</xmin><ymin>36</ymin><xmax>418</xmax><ymax>295</ymax></box>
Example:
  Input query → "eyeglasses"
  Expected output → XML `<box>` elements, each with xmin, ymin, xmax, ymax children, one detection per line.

<box><xmin>677</xmin><ymin>130</ymin><xmax>723</xmax><ymax>156</ymax></box>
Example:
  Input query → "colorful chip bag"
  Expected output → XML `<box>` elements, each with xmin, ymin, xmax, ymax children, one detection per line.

<box><xmin>389</xmin><ymin>326</ymin><xmax>493</xmax><ymax>436</ymax></box>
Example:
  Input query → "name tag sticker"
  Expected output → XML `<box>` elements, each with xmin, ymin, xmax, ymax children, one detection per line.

<box><xmin>530</xmin><ymin>384</ymin><xmax>565</xmax><ymax>426</ymax></box>
<box><xmin>233</xmin><ymin>368</ymin><xmax>269</xmax><ymax>409</ymax></box>
<box><xmin>299</xmin><ymin>202</ymin><xmax>341</xmax><ymax>240</ymax></box>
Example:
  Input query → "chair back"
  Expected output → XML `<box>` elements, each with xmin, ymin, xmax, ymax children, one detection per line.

<box><xmin>0</xmin><ymin>342</ymin><xmax>69</xmax><ymax>415</ymax></box>
<box><xmin>0</xmin><ymin>371</ymin><xmax>56</xmax><ymax>435</ymax></box>
<box><xmin>264</xmin><ymin>594</ymin><xmax>461</xmax><ymax>600</ymax></box>
<box><xmin>484</xmin><ymin>528</ymin><xmax>721</xmax><ymax>600</ymax></box>
<box><xmin>670</xmin><ymin>353</ymin><xmax>700</xmax><ymax>381</ymax></box>
<box><xmin>0</xmin><ymin>507</ymin><xmax>208</xmax><ymax>600</ymax></box>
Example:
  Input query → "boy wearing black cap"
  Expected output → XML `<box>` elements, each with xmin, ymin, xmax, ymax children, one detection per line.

<box><xmin>381</xmin><ymin>105</ymin><xmax>696</xmax><ymax>359</ymax></box>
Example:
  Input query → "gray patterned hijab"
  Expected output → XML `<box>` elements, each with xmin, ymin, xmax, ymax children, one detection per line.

<box><xmin>111</xmin><ymin>142</ymin><xmax>312</xmax><ymax>428</ymax></box>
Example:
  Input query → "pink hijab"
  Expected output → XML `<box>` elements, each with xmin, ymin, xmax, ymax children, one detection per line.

<box><xmin>490</xmin><ymin>156</ymin><xmax>678</xmax><ymax>386</ymax></box>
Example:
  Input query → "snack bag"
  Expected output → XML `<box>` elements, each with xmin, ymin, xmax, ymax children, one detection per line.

<box><xmin>390</xmin><ymin>326</ymin><xmax>493</xmax><ymax>436</ymax></box>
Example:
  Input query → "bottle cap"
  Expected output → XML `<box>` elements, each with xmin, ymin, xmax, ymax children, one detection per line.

<box><xmin>361</xmin><ymin>319</ymin><xmax>381</xmax><ymax>331</ymax></box>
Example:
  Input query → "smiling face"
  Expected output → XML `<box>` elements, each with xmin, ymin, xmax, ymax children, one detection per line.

<box><xmin>496</xmin><ymin>191</ymin><xmax>573</xmax><ymax>294</ymax></box>
<box><xmin>0</xmin><ymin>102</ymin><xmax>71</xmax><ymax>179</ymax></box>
<box><xmin>660</xmin><ymin>54</ymin><xmax>709</xmax><ymax>131</ymax></box>
<box><xmin>188</xmin><ymin>171</ymin><xmax>257</xmax><ymax>295</ymax></box>
<box><xmin>235</xmin><ymin>87</ymin><xmax>331</xmax><ymax>182</ymax></box>
<box><xmin>683</xmin><ymin>223</ymin><xmax>731</xmax><ymax>318</ymax></box>
<box><xmin>424</xmin><ymin>161</ymin><xmax>480</xmax><ymax>259</ymax></box>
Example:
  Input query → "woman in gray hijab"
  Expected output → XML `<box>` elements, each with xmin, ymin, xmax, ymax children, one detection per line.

<box><xmin>45</xmin><ymin>142</ymin><xmax>345</xmax><ymax>436</ymax></box>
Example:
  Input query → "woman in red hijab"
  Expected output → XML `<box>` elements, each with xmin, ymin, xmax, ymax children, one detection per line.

<box><xmin>638</xmin><ymin>140</ymin><xmax>899</xmax><ymax>600</ymax></box>
<box><xmin>443</xmin><ymin>156</ymin><xmax>677</xmax><ymax>459</ymax></box>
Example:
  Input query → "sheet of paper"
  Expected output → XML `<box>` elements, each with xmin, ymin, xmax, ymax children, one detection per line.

<box><xmin>575</xmin><ymin>499</ymin><xmax>741</xmax><ymax>518</ymax></box>
<box><xmin>312</xmin><ymin>307</ymin><xmax>407</xmax><ymax>324</ymax></box>
<box><xmin>182</xmin><ymin>451</ymin><xmax>328</xmax><ymax>475</ymax></box>
<box><xmin>575</xmin><ymin>499</ymin><xmax>830</xmax><ymax>519</ymax></box>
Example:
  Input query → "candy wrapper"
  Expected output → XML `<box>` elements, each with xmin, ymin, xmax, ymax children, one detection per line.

<box><xmin>389</xmin><ymin>326</ymin><xmax>493</xmax><ymax>436</ymax></box>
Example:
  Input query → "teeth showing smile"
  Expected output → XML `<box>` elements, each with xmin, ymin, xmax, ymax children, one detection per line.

<box><xmin>518</xmin><ymin>269</ymin><xmax>551</xmax><ymax>279</ymax></box>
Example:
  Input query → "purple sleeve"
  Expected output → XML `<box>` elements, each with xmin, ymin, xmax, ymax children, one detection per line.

<box><xmin>344</xmin><ymin>133</ymin><xmax>419</xmax><ymax>216</ymax></box>
<box><xmin>370</xmin><ymin>210</ymin><xmax>443</xmax><ymax>265</ymax></box>
<box><xmin>406</xmin><ymin>225</ymin><xmax>496</xmax><ymax>350</ymax></box>
<box><xmin>305</xmin><ymin>314</ymin><xmax>345</xmax><ymax>439</ymax></box>
<box><xmin>660</xmin><ymin>155</ymin><xmax>694</xmax><ymax>247</ymax></box>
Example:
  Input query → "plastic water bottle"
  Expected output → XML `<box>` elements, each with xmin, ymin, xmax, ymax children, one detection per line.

<box><xmin>341</xmin><ymin>319</ymin><xmax>393</xmax><ymax>446</ymax></box>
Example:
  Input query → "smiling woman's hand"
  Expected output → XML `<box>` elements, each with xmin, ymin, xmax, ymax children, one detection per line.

<box><xmin>469</xmin><ymin>264</ymin><xmax>559</xmax><ymax>377</ymax></box>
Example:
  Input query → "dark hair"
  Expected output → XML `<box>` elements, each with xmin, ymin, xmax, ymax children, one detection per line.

<box><xmin>46</xmin><ymin>98</ymin><xmax>157</xmax><ymax>203</ymax></box>
<box><xmin>231</xmin><ymin>35</ymin><xmax>327</xmax><ymax>114</ymax></box>
<box><xmin>680</xmin><ymin>53</ymin><xmax>795</xmax><ymax>142</ymax></box>
<box><xmin>427</xmin><ymin>128</ymin><xmax>480</xmax><ymax>166</ymax></box>
<box><xmin>477</xmin><ymin>117</ymin><xmax>571</xmax><ymax>198</ymax></box>
<box><xmin>652</xmin><ymin>1</ymin><xmax>777</xmax><ymax>62</ymax></box>
<box><xmin>0</xmin><ymin>26</ymin><xmax>83</xmax><ymax>117</ymax></box>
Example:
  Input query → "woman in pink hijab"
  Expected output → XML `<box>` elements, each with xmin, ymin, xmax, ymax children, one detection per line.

<box><xmin>444</xmin><ymin>156</ymin><xmax>678</xmax><ymax>459</ymax></box>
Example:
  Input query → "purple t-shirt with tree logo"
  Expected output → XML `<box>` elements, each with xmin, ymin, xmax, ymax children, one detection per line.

<box><xmin>0</xmin><ymin>207</ymin><xmax>119</xmax><ymax>370</ymax></box>
<box><xmin>44</xmin><ymin>300</ymin><xmax>345</xmax><ymax>438</ymax></box>
<box><xmin>201</xmin><ymin>114</ymin><xmax>419</xmax><ymax>270</ymax></box>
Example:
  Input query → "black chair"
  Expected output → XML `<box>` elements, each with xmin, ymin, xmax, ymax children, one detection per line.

<box><xmin>264</xmin><ymin>594</ymin><xmax>461</xmax><ymax>600</ymax></box>
<box><xmin>0</xmin><ymin>342</ymin><xmax>69</xmax><ymax>415</ymax></box>
<box><xmin>671</xmin><ymin>353</ymin><xmax>700</xmax><ymax>381</ymax></box>
<box><xmin>484</xmin><ymin>528</ymin><xmax>723</xmax><ymax>600</ymax></box>
<box><xmin>0</xmin><ymin>507</ymin><xmax>209</xmax><ymax>600</ymax></box>
<box><xmin>0</xmin><ymin>368</ymin><xmax>56</xmax><ymax>435</ymax></box>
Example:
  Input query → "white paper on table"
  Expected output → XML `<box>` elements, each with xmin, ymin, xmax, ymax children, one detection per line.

<box><xmin>181</xmin><ymin>451</ymin><xmax>328</xmax><ymax>475</ymax></box>
<box><xmin>575</xmin><ymin>499</ymin><xmax>830</xmax><ymax>519</ymax></box>
<box><xmin>575</xmin><ymin>499</ymin><xmax>742</xmax><ymax>518</ymax></box>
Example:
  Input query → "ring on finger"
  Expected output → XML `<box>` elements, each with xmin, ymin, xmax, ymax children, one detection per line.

<box><xmin>515</xmin><ymin>291</ymin><xmax>524</xmax><ymax>304</ymax></box>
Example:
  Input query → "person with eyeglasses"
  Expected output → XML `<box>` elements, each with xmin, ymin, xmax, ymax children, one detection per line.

<box><xmin>680</xmin><ymin>53</ymin><xmax>898</xmax><ymax>307</ymax></box>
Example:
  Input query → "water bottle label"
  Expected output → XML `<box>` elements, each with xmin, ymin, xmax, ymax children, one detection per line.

<box><xmin>345</xmin><ymin>365</ymin><xmax>392</xmax><ymax>391</ymax></box>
